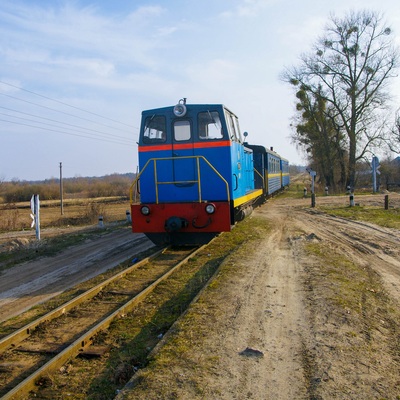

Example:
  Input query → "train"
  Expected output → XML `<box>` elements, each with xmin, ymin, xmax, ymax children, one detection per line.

<box><xmin>130</xmin><ymin>99</ymin><xmax>289</xmax><ymax>245</ymax></box>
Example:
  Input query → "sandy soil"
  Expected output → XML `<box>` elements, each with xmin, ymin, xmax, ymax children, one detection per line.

<box><xmin>0</xmin><ymin>227</ymin><xmax>154</xmax><ymax>322</ymax></box>
<box><xmin>118</xmin><ymin>194</ymin><xmax>400</xmax><ymax>399</ymax></box>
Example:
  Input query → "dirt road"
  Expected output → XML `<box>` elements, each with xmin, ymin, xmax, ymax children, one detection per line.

<box><xmin>119</xmin><ymin>195</ymin><xmax>400</xmax><ymax>399</ymax></box>
<box><xmin>0</xmin><ymin>227</ymin><xmax>154</xmax><ymax>322</ymax></box>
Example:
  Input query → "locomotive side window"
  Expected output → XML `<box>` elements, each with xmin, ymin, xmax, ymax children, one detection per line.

<box><xmin>225</xmin><ymin>112</ymin><xmax>241</xmax><ymax>142</ymax></box>
<box><xmin>198</xmin><ymin>111</ymin><xmax>223</xmax><ymax>139</ymax></box>
<box><xmin>174</xmin><ymin>120</ymin><xmax>191</xmax><ymax>141</ymax></box>
<box><xmin>233</xmin><ymin>116</ymin><xmax>242</xmax><ymax>142</ymax></box>
<box><xmin>143</xmin><ymin>115</ymin><xmax>166</xmax><ymax>143</ymax></box>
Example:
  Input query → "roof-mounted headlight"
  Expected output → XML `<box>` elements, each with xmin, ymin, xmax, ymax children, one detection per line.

<box><xmin>173</xmin><ymin>98</ymin><xmax>187</xmax><ymax>117</ymax></box>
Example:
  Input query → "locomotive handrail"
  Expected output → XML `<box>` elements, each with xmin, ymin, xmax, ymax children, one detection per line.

<box><xmin>130</xmin><ymin>158</ymin><xmax>154</xmax><ymax>203</ymax></box>
<box><xmin>129</xmin><ymin>155</ymin><xmax>230</xmax><ymax>204</ymax></box>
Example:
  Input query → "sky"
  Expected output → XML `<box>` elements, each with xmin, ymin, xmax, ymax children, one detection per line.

<box><xmin>0</xmin><ymin>0</ymin><xmax>399</xmax><ymax>181</ymax></box>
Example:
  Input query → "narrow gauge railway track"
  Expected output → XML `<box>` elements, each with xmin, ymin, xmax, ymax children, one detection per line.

<box><xmin>0</xmin><ymin>245</ymin><xmax>207</xmax><ymax>399</ymax></box>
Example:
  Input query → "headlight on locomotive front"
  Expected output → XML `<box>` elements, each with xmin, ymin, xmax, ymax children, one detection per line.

<box><xmin>141</xmin><ymin>205</ymin><xmax>151</xmax><ymax>215</ymax></box>
<box><xmin>205</xmin><ymin>203</ymin><xmax>216</xmax><ymax>214</ymax></box>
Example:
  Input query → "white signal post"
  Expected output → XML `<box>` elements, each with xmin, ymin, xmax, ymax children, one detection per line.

<box><xmin>306</xmin><ymin>167</ymin><xmax>317</xmax><ymax>207</ymax></box>
<box><xmin>30</xmin><ymin>194</ymin><xmax>41</xmax><ymax>240</ymax></box>
<box><xmin>372</xmin><ymin>156</ymin><xmax>380</xmax><ymax>193</ymax></box>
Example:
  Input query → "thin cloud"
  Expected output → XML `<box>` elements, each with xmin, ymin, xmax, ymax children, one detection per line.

<box><xmin>220</xmin><ymin>0</ymin><xmax>276</xmax><ymax>18</ymax></box>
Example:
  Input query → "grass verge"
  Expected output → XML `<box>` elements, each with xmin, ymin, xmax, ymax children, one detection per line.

<box><xmin>319</xmin><ymin>205</ymin><xmax>400</xmax><ymax>229</ymax></box>
<box><xmin>303</xmin><ymin>241</ymin><xmax>400</xmax><ymax>397</ymax></box>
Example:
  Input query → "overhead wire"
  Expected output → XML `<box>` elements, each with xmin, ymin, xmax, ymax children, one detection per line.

<box><xmin>0</xmin><ymin>105</ymin><xmax>136</xmax><ymax>145</ymax></box>
<box><xmin>0</xmin><ymin>80</ymin><xmax>138</xmax><ymax>130</ymax></box>
<box><xmin>0</xmin><ymin>80</ymin><xmax>140</xmax><ymax>145</ymax></box>
<box><xmin>0</xmin><ymin>117</ymin><xmax>135</xmax><ymax>146</ymax></box>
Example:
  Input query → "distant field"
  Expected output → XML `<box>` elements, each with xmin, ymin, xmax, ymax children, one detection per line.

<box><xmin>0</xmin><ymin>197</ymin><xmax>131</xmax><ymax>232</ymax></box>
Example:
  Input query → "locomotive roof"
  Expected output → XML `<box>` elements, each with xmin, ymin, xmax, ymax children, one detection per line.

<box><xmin>141</xmin><ymin>103</ymin><xmax>238</xmax><ymax>118</ymax></box>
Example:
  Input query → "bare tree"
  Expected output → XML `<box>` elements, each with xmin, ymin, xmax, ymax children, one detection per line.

<box><xmin>389</xmin><ymin>109</ymin><xmax>400</xmax><ymax>153</ymax></box>
<box><xmin>283</xmin><ymin>10</ymin><xmax>399</xmax><ymax>188</ymax></box>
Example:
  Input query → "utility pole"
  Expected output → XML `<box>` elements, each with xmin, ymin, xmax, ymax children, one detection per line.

<box><xmin>60</xmin><ymin>162</ymin><xmax>64</xmax><ymax>215</ymax></box>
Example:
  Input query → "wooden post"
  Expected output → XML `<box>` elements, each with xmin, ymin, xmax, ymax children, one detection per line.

<box><xmin>384</xmin><ymin>194</ymin><xmax>389</xmax><ymax>210</ymax></box>
<box><xmin>311</xmin><ymin>193</ymin><xmax>316</xmax><ymax>208</ymax></box>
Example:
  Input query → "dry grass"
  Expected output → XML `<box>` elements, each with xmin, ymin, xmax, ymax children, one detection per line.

<box><xmin>304</xmin><ymin>242</ymin><xmax>400</xmax><ymax>397</ymax></box>
<box><xmin>0</xmin><ymin>197</ymin><xmax>130</xmax><ymax>232</ymax></box>
<box><xmin>0</xmin><ymin>198</ymin><xmax>132</xmax><ymax>270</ymax></box>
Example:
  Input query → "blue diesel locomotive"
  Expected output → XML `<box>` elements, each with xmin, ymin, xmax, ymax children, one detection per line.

<box><xmin>130</xmin><ymin>99</ymin><xmax>289</xmax><ymax>245</ymax></box>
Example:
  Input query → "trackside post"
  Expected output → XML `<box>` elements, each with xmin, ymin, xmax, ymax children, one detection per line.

<box><xmin>385</xmin><ymin>195</ymin><xmax>389</xmax><ymax>210</ymax></box>
<box><xmin>349</xmin><ymin>192</ymin><xmax>355</xmax><ymax>207</ymax></box>
<box><xmin>306</xmin><ymin>167</ymin><xmax>316</xmax><ymax>208</ymax></box>
<box><xmin>30</xmin><ymin>194</ymin><xmax>41</xmax><ymax>240</ymax></box>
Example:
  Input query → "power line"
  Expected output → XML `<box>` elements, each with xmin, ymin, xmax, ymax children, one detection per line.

<box><xmin>0</xmin><ymin>80</ymin><xmax>139</xmax><ymax>130</ymax></box>
<box><xmin>0</xmin><ymin>80</ymin><xmax>141</xmax><ymax>147</ymax></box>
<box><xmin>0</xmin><ymin>91</ymin><xmax>136</xmax><ymax>135</ymax></box>
<box><xmin>0</xmin><ymin>118</ymin><xmax>136</xmax><ymax>146</ymax></box>
<box><xmin>0</xmin><ymin>105</ymin><xmax>137</xmax><ymax>143</ymax></box>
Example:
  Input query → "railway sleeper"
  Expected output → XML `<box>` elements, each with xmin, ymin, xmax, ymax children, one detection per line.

<box><xmin>15</xmin><ymin>343</ymin><xmax>67</xmax><ymax>355</ymax></box>
<box><xmin>78</xmin><ymin>345</ymin><xmax>111</xmax><ymax>359</ymax></box>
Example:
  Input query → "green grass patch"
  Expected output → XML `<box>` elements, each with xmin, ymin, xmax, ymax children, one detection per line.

<box><xmin>319</xmin><ymin>205</ymin><xmax>400</xmax><ymax>229</ymax></box>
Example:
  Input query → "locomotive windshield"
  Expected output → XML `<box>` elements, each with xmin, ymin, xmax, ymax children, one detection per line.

<box><xmin>143</xmin><ymin>115</ymin><xmax>166</xmax><ymax>143</ymax></box>
<box><xmin>174</xmin><ymin>120</ymin><xmax>191</xmax><ymax>141</ymax></box>
<box><xmin>198</xmin><ymin>111</ymin><xmax>223</xmax><ymax>139</ymax></box>
<box><xmin>140</xmin><ymin>107</ymin><xmax>229</xmax><ymax>144</ymax></box>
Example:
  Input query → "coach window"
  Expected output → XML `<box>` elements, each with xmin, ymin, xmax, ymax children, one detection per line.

<box><xmin>174</xmin><ymin>120</ymin><xmax>191</xmax><ymax>141</ymax></box>
<box><xmin>198</xmin><ymin>111</ymin><xmax>223</xmax><ymax>139</ymax></box>
<box><xmin>143</xmin><ymin>115</ymin><xmax>166</xmax><ymax>143</ymax></box>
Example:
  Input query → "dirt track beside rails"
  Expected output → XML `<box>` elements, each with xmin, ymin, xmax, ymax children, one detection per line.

<box><xmin>119</xmin><ymin>194</ymin><xmax>400</xmax><ymax>399</ymax></box>
<box><xmin>0</xmin><ymin>227</ymin><xmax>154</xmax><ymax>322</ymax></box>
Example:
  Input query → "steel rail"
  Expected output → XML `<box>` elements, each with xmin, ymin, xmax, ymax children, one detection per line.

<box><xmin>0</xmin><ymin>247</ymin><xmax>165</xmax><ymax>355</ymax></box>
<box><xmin>2</xmin><ymin>244</ymin><xmax>206</xmax><ymax>400</ymax></box>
